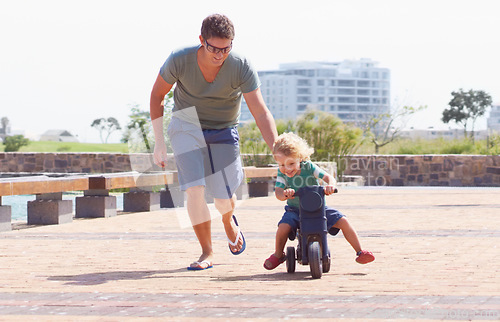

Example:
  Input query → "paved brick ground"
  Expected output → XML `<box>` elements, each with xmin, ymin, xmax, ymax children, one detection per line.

<box><xmin>0</xmin><ymin>187</ymin><xmax>499</xmax><ymax>321</ymax></box>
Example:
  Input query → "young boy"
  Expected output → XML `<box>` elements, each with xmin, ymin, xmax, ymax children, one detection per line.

<box><xmin>264</xmin><ymin>133</ymin><xmax>375</xmax><ymax>270</ymax></box>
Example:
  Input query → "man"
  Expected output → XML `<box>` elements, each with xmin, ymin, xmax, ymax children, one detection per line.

<box><xmin>150</xmin><ymin>14</ymin><xmax>277</xmax><ymax>270</ymax></box>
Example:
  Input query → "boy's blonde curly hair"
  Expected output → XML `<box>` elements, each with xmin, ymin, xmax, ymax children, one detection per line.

<box><xmin>272</xmin><ymin>132</ymin><xmax>314</xmax><ymax>161</ymax></box>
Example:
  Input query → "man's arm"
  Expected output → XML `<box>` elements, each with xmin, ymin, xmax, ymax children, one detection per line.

<box><xmin>150</xmin><ymin>73</ymin><xmax>173</xmax><ymax>120</ymax></box>
<box><xmin>150</xmin><ymin>73</ymin><xmax>174</xmax><ymax>167</ymax></box>
<box><xmin>243</xmin><ymin>88</ymin><xmax>278</xmax><ymax>150</ymax></box>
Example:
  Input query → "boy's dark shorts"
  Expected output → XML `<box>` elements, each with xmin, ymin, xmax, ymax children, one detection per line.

<box><xmin>278</xmin><ymin>205</ymin><xmax>345</xmax><ymax>240</ymax></box>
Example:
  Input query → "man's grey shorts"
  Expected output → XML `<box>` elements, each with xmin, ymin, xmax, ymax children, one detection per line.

<box><xmin>167</xmin><ymin>116</ymin><xmax>244</xmax><ymax>199</ymax></box>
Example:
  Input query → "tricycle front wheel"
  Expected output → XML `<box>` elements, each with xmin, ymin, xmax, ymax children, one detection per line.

<box><xmin>286</xmin><ymin>246</ymin><xmax>296</xmax><ymax>273</ymax></box>
<box><xmin>308</xmin><ymin>241</ymin><xmax>322</xmax><ymax>279</ymax></box>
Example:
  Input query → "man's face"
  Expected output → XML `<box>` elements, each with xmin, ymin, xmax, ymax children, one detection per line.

<box><xmin>200</xmin><ymin>36</ymin><xmax>232</xmax><ymax>66</ymax></box>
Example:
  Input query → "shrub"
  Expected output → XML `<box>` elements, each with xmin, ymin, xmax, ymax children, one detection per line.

<box><xmin>3</xmin><ymin>135</ymin><xmax>30</xmax><ymax>152</ymax></box>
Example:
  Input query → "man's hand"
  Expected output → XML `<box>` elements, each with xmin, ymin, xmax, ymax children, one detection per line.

<box><xmin>153</xmin><ymin>141</ymin><xmax>168</xmax><ymax>168</ymax></box>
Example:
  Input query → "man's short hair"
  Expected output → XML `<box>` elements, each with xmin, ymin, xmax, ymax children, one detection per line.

<box><xmin>201</xmin><ymin>14</ymin><xmax>235</xmax><ymax>41</ymax></box>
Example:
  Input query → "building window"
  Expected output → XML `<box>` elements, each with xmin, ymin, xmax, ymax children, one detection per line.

<box><xmin>338</xmin><ymin>97</ymin><xmax>354</xmax><ymax>103</ymax></box>
<box><xmin>338</xmin><ymin>113</ymin><xmax>355</xmax><ymax>120</ymax></box>
<box><xmin>297</xmin><ymin>104</ymin><xmax>307</xmax><ymax>111</ymax></box>
<box><xmin>297</xmin><ymin>79</ymin><xmax>311</xmax><ymax>86</ymax></box>
<box><xmin>338</xmin><ymin>88</ymin><xmax>355</xmax><ymax>95</ymax></box>
<box><xmin>338</xmin><ymin>105</ymin><xmax>355</xmax><ymax>111</ymax></box>
<box><xmin>357</xmin><ymin>80</ymin><xmax>370</xmax><ymax>87</ymax></box>
<box><xmin>317</xmin><ymin>79</ymin><xmax>325</xmax><ymax>86</ymax></box>
<box><xmin>338</xmin><ymin>80</ymin><xmax>355</xmax><ymax>87</ymax></box>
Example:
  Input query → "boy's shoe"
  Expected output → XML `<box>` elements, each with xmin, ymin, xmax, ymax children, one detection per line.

<box><xmin>263</xmin><ymin>253</ymin><xmax>286</xmax><ymax>270</ymax></box>
<box><xmin>356</xmin><ymin>250</ymin><xmax>375</xmax><ymax>264</ymax></box>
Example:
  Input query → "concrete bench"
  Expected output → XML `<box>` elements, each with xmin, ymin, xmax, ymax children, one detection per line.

<box><xmin>242</xmin><ymin>166</ymin><xmax>278</xmax><ymax>198</ymax></box>
<box><xmin>76</xmin><ymin>171</ymin><xmax>175</xmax><ymax>219</ymax></box>
<box><xmin>0</xmin><ymin>175</ymin><xmax>89</xmax><ymax>229</ymax></box>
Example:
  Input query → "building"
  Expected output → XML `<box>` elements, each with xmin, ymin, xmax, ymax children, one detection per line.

<box><xmin>487</xmin><ymin>103</ymin><xmax>500</xmax><ymax>132</ymax></box>
<box><xmin>39</xmin><ymin>130</ymin><xmax>78</xmax><ymax>142</ymax></box>
<box><xmin>241</xmin><ymin>59</ymin><xmax>390</xmax><ymax>125</ymax></box>
<box><xmin>400</xmin><ymin>128</ymin><xmax>488</xmax><ymax>141</ymax></box>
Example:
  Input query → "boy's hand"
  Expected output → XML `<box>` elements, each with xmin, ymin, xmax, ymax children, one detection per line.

<box><xmin>283</xmin><ymin>188</ymin><xmax>295</xmax><ymax>199</ymax></box>
<box><xmin>324</xmin><ymin>185</ymin><xmax>337</xmax><ymax>195</ymax></box>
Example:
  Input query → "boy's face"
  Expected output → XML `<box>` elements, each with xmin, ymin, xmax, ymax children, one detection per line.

<box><xmin>274</xmin><ymin>153</ymin><xmax>301</xmax><ymax>178</ymax></box>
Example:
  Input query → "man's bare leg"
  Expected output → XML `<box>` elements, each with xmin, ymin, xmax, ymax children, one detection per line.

<box><xmin>186</xmin><ymin>185</ymin><xmax>214</xmax><ymax>265</ymax></box>
<box><xmin>214</xmin><ymin>195</ymin><xmax>244</xmax><ymax>253</ymax></box>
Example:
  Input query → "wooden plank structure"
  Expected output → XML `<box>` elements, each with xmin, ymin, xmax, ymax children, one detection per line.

<box><xmin>0</xmin><ymin>166</ymin><xmax>280</xmax><ymax>232</ymax></box>
<box><xmin>0</xmin><ymin>172</ymin><xmax>175</xmax><ymax>231</ymax></box>
<box><xmin>76</xmin><ymin>171</ymin><xmax>175</xmax><ymax>218</ymax></box>
<box><xmin>0</xmin><ymin>175</ymin><xmax>89</xmax><ymax>229</ymax></box>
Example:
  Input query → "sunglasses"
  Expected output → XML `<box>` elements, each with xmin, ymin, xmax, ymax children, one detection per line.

<box><xmin>205</xmin><ymin>40</ymin><xmax>232</xmax><ymax>54</ymax></box>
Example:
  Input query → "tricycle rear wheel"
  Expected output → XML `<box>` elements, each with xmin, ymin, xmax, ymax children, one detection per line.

<box><xmin>322</xmin><ymin>250</ymin><xmax>331</xmax><ymax>273</ymax></box>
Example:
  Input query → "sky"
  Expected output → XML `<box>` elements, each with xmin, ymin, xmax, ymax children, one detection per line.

<box><xmin>1</xmin><ymin>0</ymin><xmax>499</xmax><ymax>143</ymax></box>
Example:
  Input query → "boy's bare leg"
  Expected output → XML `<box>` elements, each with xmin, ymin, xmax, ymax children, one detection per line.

<box><xmin>333</xmin><ymin>217</ymin><xmax>362</xmax><ymax>253</ymax></box>
<box><xmin>186</xmin><ymin>185</ymin><xmax>213</xmax><ymax>264</ymax></box>
<box><xmin>274</xmin><ymin>223</ymin><xmax>291</xmax><ymax>257</ymax></box>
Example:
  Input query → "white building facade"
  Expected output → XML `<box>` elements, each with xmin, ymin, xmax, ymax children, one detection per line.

<box><xmin>241</xmin><ymin>59</ymin><xmax>390</xmax><ymax>125</ymax></box>
<box><xmin>487</xmin><ymin>103</ymin><xmax>500</xmax><ymax>132</ymax></box>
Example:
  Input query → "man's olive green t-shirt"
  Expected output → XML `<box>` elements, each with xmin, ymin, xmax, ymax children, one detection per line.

<box><xmin>160</xmin><ymin>45</ymin><xmax>261</xmax><ymax>129</ymax></box>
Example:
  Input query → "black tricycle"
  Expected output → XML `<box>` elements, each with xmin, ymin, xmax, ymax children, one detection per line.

<box><xmin>286</xmin><ymin>185</ymin><xmax>337</xmax><ymax>279</ymax></box>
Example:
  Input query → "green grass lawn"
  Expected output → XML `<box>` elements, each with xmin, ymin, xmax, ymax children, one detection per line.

<box><xmin>0</xmin><ymin>141</ymin><xmax>129</xmax><ymax>153</ymax></box>
<box><xmin>1</xmin><ymin>138</ymin><xmax>498</xmax><ymax>155</ymax></box>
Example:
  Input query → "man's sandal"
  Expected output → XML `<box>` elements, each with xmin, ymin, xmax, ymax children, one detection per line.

<box><xmin>228</xmin><ymin>215</ymin><xmax>246</xmax><ymax>255</ymax></box>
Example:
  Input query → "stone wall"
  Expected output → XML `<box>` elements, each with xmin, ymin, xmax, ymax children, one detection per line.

<box><xmin>1</xmin><ymin>153</ymin><xmax>500</xmax><ymax>186</ymax></box>
<box><xmin>0</xmin><ymin>152</ymin><xmax>177</xmax><ymax>174</ymax></box>
<box><xmin>344</xmin><ymin>155</ymin><xmax>500</xmax><ymax>187</ymax></box>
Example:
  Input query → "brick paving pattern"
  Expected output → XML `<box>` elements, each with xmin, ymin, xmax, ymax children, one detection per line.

<box><xmin>0</xmin><ymin>187</ymin><xmax>499</xmax><ymax>321</ymax></box>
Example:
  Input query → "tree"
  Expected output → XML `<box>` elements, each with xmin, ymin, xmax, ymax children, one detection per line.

<box><xmin>295</xmin><ymin>110</ymin><xmax>364</xmax><ymax>180</ymax></box>
<box><xmin>91</xmin><ymin>117</ymin><xmax>121</xmax><ymax>143</ymax></box>
<box><xmin>363</xmin><ymin>105</ymin><xmax>427</xmax><ymax>153</ymax></box>
<box><xmin>122</xmin><ymin>91</ymin><xmax>174</xmax><ymax>152</ymax></box>
<box><xmin>1</xmin><ymin>117</ymin><xmax>9</xmax><ymax>133</ymax></box>
<box><xmin>239</xmin><ymin>122</ymin><xmax>274</xmax><ymax>166</ymax></box>
<box><xmin>124</xmin><ymin>105</ymin><xmax>152</xmax><ymax>151</ymax></box>
<box><xmin>442</xmin><ymin>89</ymin><xmax>492</xmax><ymax>142</ymax></box>
<box><xmin>3</xmin><ymin>135</ymin><xmax>29</xmax><ymax>152</ymax></box>
<box><xmin>239</xmin><ymin>111</ymin><xmax>363</xmax><ymax>180</ymax></box>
